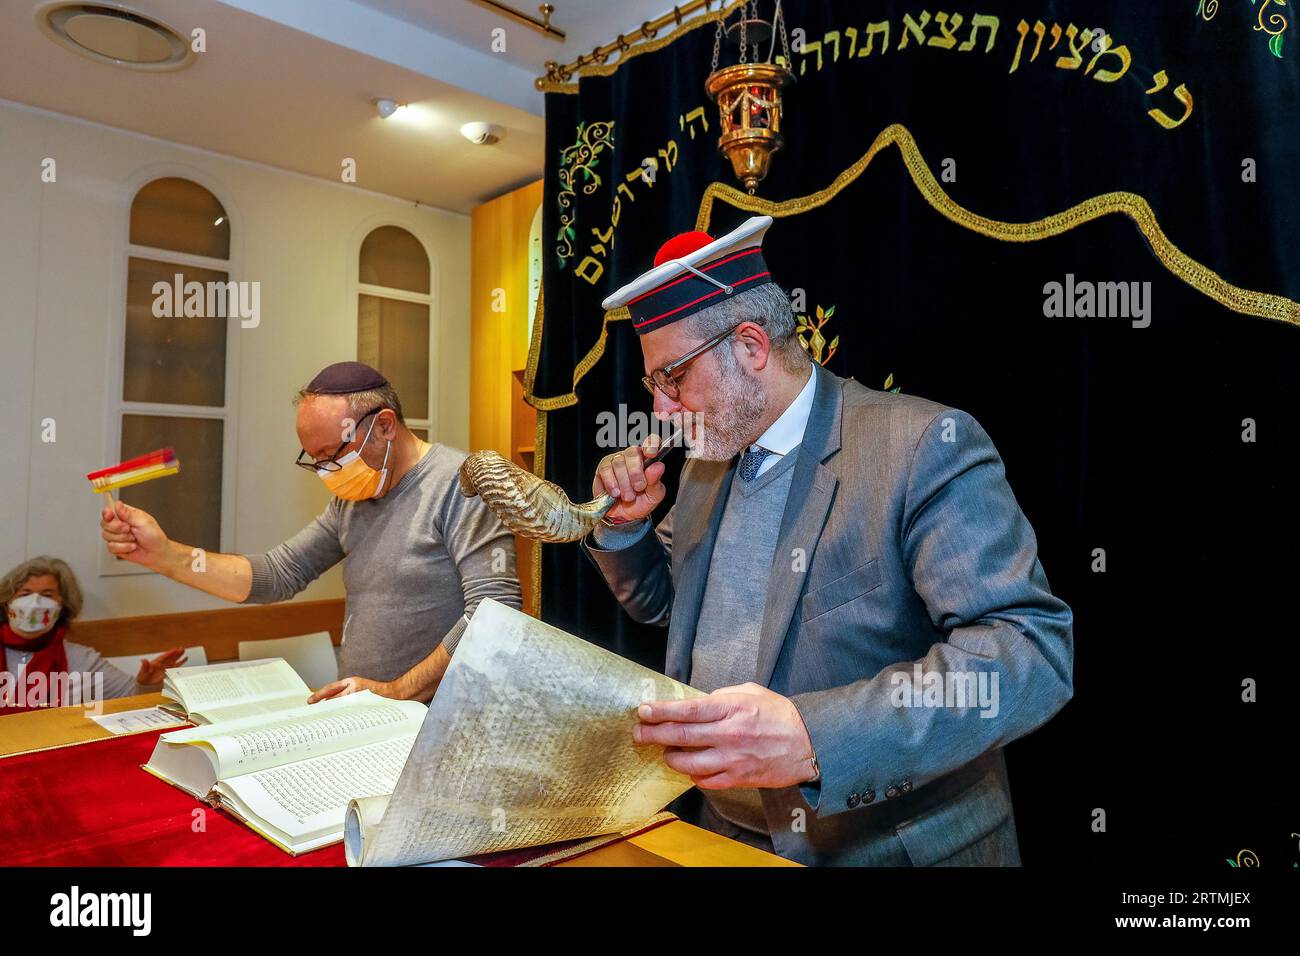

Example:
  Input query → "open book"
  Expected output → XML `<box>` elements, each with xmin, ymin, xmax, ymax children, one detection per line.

<box><xmin>144</xmin><ymin>691</ymin><xmax>427</xmax><ymax>854</ymax></box>
<box><xmin>158</xmin><ymin>659</ymin><xmax>315</xmax><ymax>725</ymax></box>
<box><xmin>344</xmin><ymin>598</ymin><xmax>704</xmax><ymax>866</ymax></box>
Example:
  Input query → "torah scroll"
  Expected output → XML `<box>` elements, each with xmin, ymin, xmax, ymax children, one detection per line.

<box><xmin>344</xmin><ymin>598</ymin><xmax>703</xmax><ymax>866</ymax></box>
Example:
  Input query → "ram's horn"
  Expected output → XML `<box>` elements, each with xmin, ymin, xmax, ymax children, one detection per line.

<box><xmin>459</xmin><ymin>451</ymin><xmax>616</xmax><ymax>543</ymax></box>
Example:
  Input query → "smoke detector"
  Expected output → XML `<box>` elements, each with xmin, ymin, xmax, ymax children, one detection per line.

<box><xmin>37</xmin><ymin>2</ymin><xmax>196</xmax><ymax>71</ymax></box>
<box><xmin>460</xmin><ymin>122</ymin><xmax>504</xmax><ymax>145</ymax></box>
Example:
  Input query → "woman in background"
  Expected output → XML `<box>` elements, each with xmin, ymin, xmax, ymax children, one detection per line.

<box><xmin>1</xmin><ymin>556</ymin><xmax>185</xmax><ymax>715</ymax></box>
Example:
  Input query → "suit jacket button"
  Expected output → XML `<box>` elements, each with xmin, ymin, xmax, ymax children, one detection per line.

<box><xmin>862</xmin><ymin>789</ymin><xmax>876</xmax><ymax>804</ymax></box>
<box><xmin>900</xmin><ymin>780</ymin><xmax>913</xmax><ymax>794</ymax></box>
<box><xmin>847</xmin><ymin>792</ymin><xmax>861</xmax><ymax>808</ymax></box>
<box><xmin>885</xmin><ymin>785</ymin><xmax>901</xmax><ymax>799</ymax></box>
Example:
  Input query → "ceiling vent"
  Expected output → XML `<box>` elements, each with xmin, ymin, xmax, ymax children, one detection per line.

<box><xmin>37</xmin><ymin>2</ymin><xmax>196</xmax><ymax>71</ymax></box>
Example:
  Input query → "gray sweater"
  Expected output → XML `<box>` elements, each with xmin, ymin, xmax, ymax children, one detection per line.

<box><xmin>592</xmin><ymin>448</ymin><xmax>800</xmax><ymax>837</ymax></box>
<box><xmin>242</xmin><ymin>443</ymin><xmax>521</xmax><ymax>682</ymax></box>
<box><xmin>689</xmin><ymin>450</ymin><xmax>798</xmax><ymax>836</ymax></box>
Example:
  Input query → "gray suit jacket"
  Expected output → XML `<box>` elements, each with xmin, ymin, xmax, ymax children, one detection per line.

<box><xmin>582</xmin><ymin>363</ymin><xmax>1074</xmax><ymax>866</ymax></box>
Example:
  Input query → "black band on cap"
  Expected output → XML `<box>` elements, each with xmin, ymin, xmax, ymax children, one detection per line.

<box><xmin>305</xmin><ymin>361</ymin><xmax>389</xmax><ymax>394</ymax></box>
<box><xmin>628</xmin><ymin>248</ymin><xmax>773</xmax><ymax>335</ymax></box>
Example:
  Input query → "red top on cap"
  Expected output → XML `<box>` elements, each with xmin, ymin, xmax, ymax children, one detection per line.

<box><xmin>653</xmin><ymin>231</ymin><xmax>715</xmax><ymax>267</ymax></box>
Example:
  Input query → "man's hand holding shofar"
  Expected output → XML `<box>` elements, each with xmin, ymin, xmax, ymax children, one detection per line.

<box><xmin>634</xmin><ymin>682</ymin><xmax>819</xmax><ymax>789</ymax></box>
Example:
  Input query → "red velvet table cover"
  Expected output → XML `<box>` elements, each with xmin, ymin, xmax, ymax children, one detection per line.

<box><xmin>0</xmin><ymin>729</ymin><xmax>670</xmax><ymax>867</ymax></box>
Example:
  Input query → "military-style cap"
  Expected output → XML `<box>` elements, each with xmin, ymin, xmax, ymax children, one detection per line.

<box><xmin>601</xmin><ymin>215</ymin><xmax>775</xmax><ymax>335</ymax></box>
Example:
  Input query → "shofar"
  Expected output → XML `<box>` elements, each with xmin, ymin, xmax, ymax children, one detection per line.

<box><xmin>458</xmin><ymin>451</ymin><xmax>615</xmax><ymax>543</ymax></box>
<box><xmin>458</xmin><ymin>429</ymin><xmax>681</xmax><ymax>543</ymax></box>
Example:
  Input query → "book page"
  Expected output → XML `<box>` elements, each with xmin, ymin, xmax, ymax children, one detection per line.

<box><xmin>239</xmin><ymin>632</ymin><xmax>338</xmax><ymax>689</ymax></box>
<box><xmin>219</xmin><ymin>733</ymin><xmax>417</xmax><ymax>845</ymax></box>
<box><xmin>164</xmin><ymin>659</ymin><xmax>311</xmax><ymax>722</ymax></box>
<box><xmin>90</xmin><ymin>706</ymin><xmax>189</xmax><ymax>735</ymax></box>
<box><xmin>347</xmin><ymin>598</ymin><xmax>704</xmax><ymax>867</ymax></box>
<box><xmin>159</xmin><ymin>691</ymin><xmax>427</xmax><ymax>778</ymax></box>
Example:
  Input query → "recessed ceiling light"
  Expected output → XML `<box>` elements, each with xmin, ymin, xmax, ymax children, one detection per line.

<box><xmin>37</xmin><ymin>2</ymin><xmax>196</xmax><ymax>71</ymax></box>
<box><xmin>375</xmin><ymin>98</ymin><xmax>405</xmax><ymax>119</ymax></box>
<box><xmin>460</xmin><ymin>122</ymin><xmax>504</xmax><ymax>145</ymax></box>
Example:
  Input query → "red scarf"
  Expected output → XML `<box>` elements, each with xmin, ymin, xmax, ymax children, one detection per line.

<box><xmin>1</xmin><ymin>621</ymin><xmax>70</xmax><ymax>714</ymax></box>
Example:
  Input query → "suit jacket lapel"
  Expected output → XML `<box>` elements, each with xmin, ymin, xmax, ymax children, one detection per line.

<box><xmin>665</xmin><ymin>455</ymin><xmax>736</xmax><ymax>682</ymax></box>
<box><xmin>753</xmin><ymin>364</ymin><xmax>844</xmax><ymax>688</ymax></box>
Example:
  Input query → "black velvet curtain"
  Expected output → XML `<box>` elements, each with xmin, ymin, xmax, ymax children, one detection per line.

<box><xmin>528</xmin><ymin>0</ymin><xmax>1299</xmax><ymax>866</ymax></box>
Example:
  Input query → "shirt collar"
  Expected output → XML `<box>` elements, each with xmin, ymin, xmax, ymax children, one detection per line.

<box><xmin>752</xmin><ymin>364</ymin><xmax>817</xmax><ymax>457</ymax></box>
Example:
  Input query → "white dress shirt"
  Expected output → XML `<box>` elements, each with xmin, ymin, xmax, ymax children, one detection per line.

<box><xmin>746</xmin><ymin>364</ymin><xmax>817</xmax><ymax>479</ymax></box>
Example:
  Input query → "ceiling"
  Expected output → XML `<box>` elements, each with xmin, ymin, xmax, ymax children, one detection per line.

<box><xmin>350</xmin><ymin>0</ymin><xmax>685</xmax><ymax>77</ymax></box>
<box><xmin>0</xmin><ymin>0</ymin><xmax>681</xmax><ymax>212</ymax></box>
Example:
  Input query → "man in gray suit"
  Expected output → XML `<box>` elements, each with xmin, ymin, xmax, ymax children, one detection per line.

<box><xmin>582</xmin><ymin>216</ymin><xmax>1073</xmax><ymax>866</ymax></box>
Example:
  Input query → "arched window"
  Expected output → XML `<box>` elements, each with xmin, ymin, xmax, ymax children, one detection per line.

<box><xmin>115</xmin><ymin>177</ymin><xmax>234</xmax><ymax>559</ymax></box>
<box><xmin>357</xmin><ymin>226</ymin><xmax>433</xmax><ymax>440</ymax></box>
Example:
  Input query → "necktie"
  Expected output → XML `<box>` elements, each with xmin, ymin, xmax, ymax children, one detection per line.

<box><xmin>739</xmin><ymin>446</ymin><xmax>772</xmax><ymax>482</ymax></box>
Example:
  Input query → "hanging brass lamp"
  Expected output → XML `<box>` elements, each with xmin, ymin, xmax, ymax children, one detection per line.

<box><xmin>705</xmin><ymin>0</ymin><xmax>793</xmax><ymax>194</ymax></box>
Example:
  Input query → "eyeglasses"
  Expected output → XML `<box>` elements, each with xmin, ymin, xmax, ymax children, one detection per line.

<box><xmin>294</xmin><ymin>407</ymin><xmax>382</xmax><ymax>472</ymax></box>
<box><xmin>641</xmin><ymin>323</ymin><xmax>742</xmax><ymax>402</ymax></box>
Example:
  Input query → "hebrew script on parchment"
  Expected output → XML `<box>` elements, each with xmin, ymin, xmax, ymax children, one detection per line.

<box><xmin>344</xmin><ymin>598</ymin><xmax>702</xmax><ymax>866</ymax></box>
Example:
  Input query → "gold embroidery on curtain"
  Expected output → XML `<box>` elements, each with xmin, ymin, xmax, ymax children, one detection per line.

<box><xmin>697</xmin><ymin>123</ymin><xmax>1300</xmax><ymax>327</ymax></box>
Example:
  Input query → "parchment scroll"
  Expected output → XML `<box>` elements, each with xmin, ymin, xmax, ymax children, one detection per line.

<box><xmin>345</xmin><ymin>598</ymin><xmax>702</xmax><ymax>866</ymax></box>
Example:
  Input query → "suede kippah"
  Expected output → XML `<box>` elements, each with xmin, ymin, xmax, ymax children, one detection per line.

<box><xmin>305</xmin><ymin>361</ymin><xmax>389</xmax><ymax>394</ymax></box>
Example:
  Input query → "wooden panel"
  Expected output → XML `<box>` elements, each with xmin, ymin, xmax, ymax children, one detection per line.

<box><xmin>614</xmin><ymin>820</ymin><xmax>801</xmax><ymax>867</ymax></box>
<box><xmin>471</xmin><ymin>179</ymin><xmax>542</xmax><ymax>617</ymax></box>
<box><xmin>470</xmin><ymin>179</ymin><xmax>541</xmax><ymax>458</ymax></box>
<box><xmin>71</xmin><ymin>598</ymin><xmax>345</xmax><ymax>662</ymax></box>
<box><xmin>0</xmin><ymin>691</ymin><xmax>165</xmax><ymax>759</ymax></box>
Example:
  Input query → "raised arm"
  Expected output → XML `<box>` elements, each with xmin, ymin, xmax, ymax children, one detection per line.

<box><xmin>100</xmin><ymin>498</ymin><xmax>344</xmax><ymax>604</ymax></box>
<box><xmin>579</xmin><ymin>436</ymin><xmax>676</xmax><ymax>626</ymax></box>
<box><xmin>101</xmin><ymin>500</ymin><xmax>254</xmax><ymax>602</ymax></box>
<box><xmin>241</xmin><ymin>504</ymin><xmax>345</xmax><ymax>604</ymax></box>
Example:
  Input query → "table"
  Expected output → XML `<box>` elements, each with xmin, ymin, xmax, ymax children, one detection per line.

<box><xmin>0</xmin><ymin>692</ymin><xmax>797</xmax><ymax>867</ymax></box>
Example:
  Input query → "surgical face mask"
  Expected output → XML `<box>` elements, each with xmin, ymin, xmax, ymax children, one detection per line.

<box><xmin>318</xmin><ymin>414</ymin><xmax>392</xmax><ymax>500</ymax></box>
<box><xmin>7</xmin><ymin>594</ymin><xmax>61</xmax><ymax>637</ymax></box>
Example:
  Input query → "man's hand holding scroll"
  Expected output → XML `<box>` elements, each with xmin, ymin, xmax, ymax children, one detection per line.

<box><xmin>634</xmin><ymin>682</ymin><xmax>819</xmax><ymax>790</ymax></box>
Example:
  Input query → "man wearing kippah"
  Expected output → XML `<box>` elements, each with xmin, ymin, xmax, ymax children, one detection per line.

<box><xmin>582</xmin><ymin>216</ymin><xmax>1074</xmax><ymax>866</ymax></box>
<box><xmin>100</xmin><ymin>361</ymin><xmax>521</xmax><ymax>701</ymax></box>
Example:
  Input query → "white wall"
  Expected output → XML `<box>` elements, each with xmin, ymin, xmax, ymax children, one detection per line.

<box><xmin>0</xmin><ymin>100</ymin><xmax>471</xmax><ymax>622</ymax></box>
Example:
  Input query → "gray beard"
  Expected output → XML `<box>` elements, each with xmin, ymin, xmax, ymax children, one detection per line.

<box><xmin>683</xmin><ymin>362</ymin><xmax>767</xmax><ymax>462</ymax></box>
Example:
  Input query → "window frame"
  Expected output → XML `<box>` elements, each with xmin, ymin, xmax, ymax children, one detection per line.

<box><xmin>352</xmin><ymin>220</ymin><xmax>438</xmax><ymax>442</ymax></box>
<box><xmin>100</xmin><ymin>167</ymin><xmax>241</xmax><ymax>578</ymax></box>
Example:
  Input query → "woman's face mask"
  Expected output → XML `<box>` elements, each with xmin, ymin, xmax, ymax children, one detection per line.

<box><xmin>318</xmin><ymin>414</ymin><xmax>391</xmax><ymax>500</ymax></box>
<box><xmin>7</xmin><ymin>593</ymin><xmax>61</xmax><ymax>637</ymax></box>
